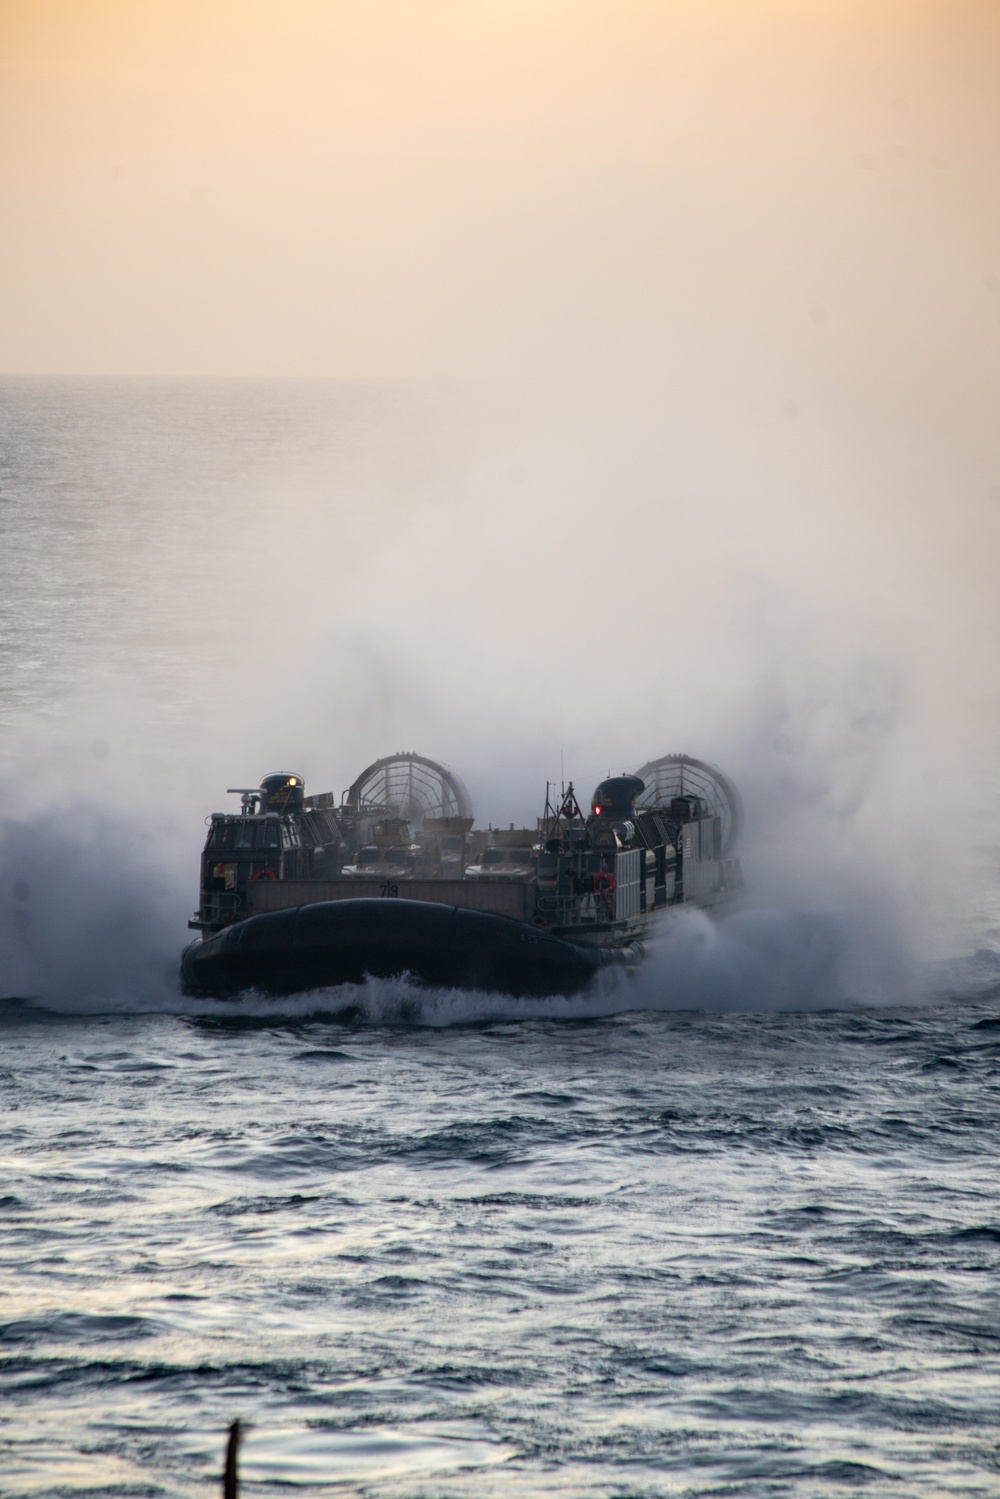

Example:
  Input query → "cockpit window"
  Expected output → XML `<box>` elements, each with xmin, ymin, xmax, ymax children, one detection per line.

<box><xmin>209</xmin><ymin>820</ymin><xmax>282</xmax><ymax>850</ymax></box>
<box><xmin>483</xmin><ymin>849</ymin><xmax>506</xmax><ymax>864</ymax></box>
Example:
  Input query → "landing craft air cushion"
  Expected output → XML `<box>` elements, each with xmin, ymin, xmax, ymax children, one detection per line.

<box><xmin>180</xmin><ymin>751</ymin><xmax>743</xmax><ymax>998</ymax></box>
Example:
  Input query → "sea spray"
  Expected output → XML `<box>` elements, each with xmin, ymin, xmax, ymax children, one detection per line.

<box><xmin>0</xmin><ymin>801</ymin><xmax>186</xmax><ymax>1010</ymax></box>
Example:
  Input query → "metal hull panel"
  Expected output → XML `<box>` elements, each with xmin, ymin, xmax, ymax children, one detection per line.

<box><xmin>247</xmin><ymin>878</ymin><xmax>529</xmax><ymax>921</ymax></box>
<box><xmin>181</xmin><ymin>898</ymin><xmax>639</xmax><ymax>1000</ymax></box>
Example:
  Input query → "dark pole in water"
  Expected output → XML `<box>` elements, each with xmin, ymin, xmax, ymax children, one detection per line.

<box><xmin>223</xmin><ymin>1420</ymin><xmax>241</xmax><ymax>1499</ymax></box>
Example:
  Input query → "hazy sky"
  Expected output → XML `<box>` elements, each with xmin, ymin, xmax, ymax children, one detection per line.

<box><xmin>2</xmin><ymin>0</ymin><xmax>998</xmax><ymax>380</ymax></box>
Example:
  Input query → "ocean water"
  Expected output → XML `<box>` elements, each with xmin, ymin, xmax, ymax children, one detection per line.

<box><xmin>4</xmin><ymin>985</ymin><xmax>1000</xmax><ymax>1498</ymax></box>
<box><xmin>2</xmin><ymin>381</ymin><xmax>1000</xmax><ymax>1497</ymax></box>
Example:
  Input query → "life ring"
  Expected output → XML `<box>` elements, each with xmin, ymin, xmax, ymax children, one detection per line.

<box><xmin>593</xmin><ymin>871</ymin><xmax>615</xmax><ymax>896</ymax></box>
<box><xmin>251</xmin><ymin>868</ymin><xmax>277</xmax><ymax>882</ymax></box>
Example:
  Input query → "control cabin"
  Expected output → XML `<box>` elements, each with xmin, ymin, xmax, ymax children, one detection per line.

<box><xmin>191</xmin><ymin>773</ymin><xmax>342</xmax><ymax>932</ymax></box>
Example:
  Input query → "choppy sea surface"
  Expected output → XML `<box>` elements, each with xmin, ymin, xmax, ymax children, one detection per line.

<box><xmin>2</xmin><ymin>380</ymin><xmax>1000</xmax><ymax>1496</ymax></box>
<box><xmin>4</xmin><ymin>984</ymin><xmax>1000</xmax><ymax>1499</ymax></box>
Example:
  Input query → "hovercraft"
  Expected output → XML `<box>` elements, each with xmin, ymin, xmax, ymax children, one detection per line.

<box><xmin>180</xmin><ymin>752</ymin><xmax>743</xmax><ymax>999</ymax></box>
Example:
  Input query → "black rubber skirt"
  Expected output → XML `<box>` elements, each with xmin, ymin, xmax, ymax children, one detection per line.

<box><xmin>180</xmin><ymin>898</ymin><xmax>639</xmax><ymax>999</ymax></box>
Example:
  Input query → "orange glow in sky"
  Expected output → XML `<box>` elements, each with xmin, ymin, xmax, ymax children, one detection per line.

<box><xmin>0</xmin><ymin>0</ymin><xmax>997</xmax><ymax>377</ymax></box>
